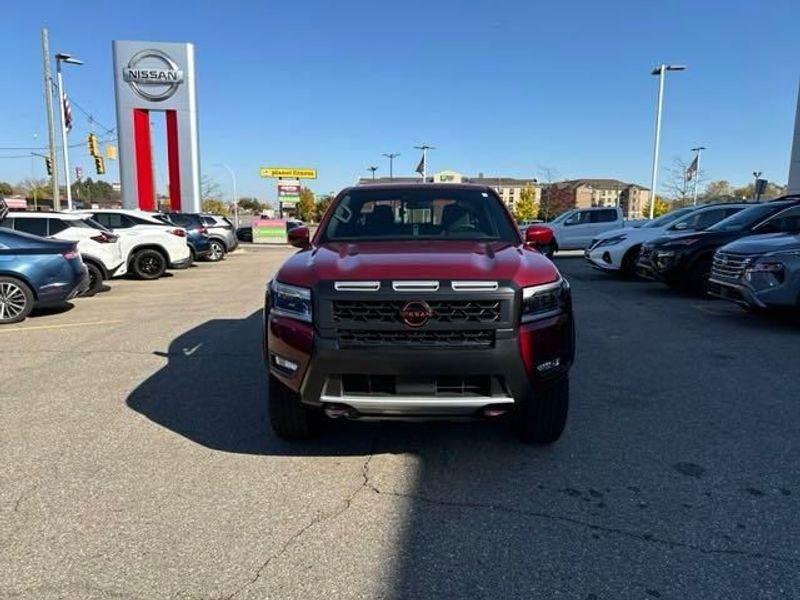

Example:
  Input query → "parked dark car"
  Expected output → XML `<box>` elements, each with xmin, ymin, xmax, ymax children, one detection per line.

<box><xmin>637</xmin><ymin>197</ymin><xmax>800</xmax><ymax>293</ymax></box>
<box><xmin>155</xmin><ymin>212</ymin><xmax>212</xmax><ymax>261</ymax></box>
<box><xmin>0</xmin><ymin>227</ymin><xmax>89</xmax><ymax>324</ymax></box>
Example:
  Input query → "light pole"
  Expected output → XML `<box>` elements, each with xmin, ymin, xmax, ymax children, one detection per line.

<box><xmin>690</xmin><ymin>146</ymin><xmax>706</xmax><ymax>205</ymax></box>
<box><xmin>382</xmin><ymin>153</ymin><xmax>400</xmax><ymax>179</ymax></box>
<box><xmin>414</xmin><ymin>144</ymin><xmax>435</xmax><ymax>181</ymax></box>
<box><xmin>213</xmin><ymin>163</ymin><xmax>239</xmax><ymax>228</ymax></box>
<box><xmin>41</xmin><ymin>29</ymin><xmax>59</xmax><ymax>209</ymax></box>
<box><xmin>648</xmin><ymin>64</ymin><xmax>686</xmax><ymax>219</ymax></box>
<box><xmin>367</xmin><ymin>166</ymin><xmax>378</xmax><ymax>180</ymax></box>
<box><xmin>753</xmin><ymin>171</ymin><xmax>763</xmax><ymax>201</ymax></box>
<box><xmin>55</xmin><ymin>52</ymin><xmax>83</xmax><ymax>211</ymax></box>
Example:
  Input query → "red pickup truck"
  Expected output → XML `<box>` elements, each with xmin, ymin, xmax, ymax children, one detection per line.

<box><xmin>263</xmin><ymin>183</ymin><xmax>575</xmax><ymax>443</ymax></box>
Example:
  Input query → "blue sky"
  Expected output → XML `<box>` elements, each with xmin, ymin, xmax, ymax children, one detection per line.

<box><xmin>1</xmin><ymin>0</ymin><xmax>798</xmax><ymax>202</ymax></box>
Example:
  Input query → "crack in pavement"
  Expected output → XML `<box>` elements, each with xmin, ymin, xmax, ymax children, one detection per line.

<box><xmin>224</xmin><ymin>439</ymin><xmax>377</xmax><ymax>600</ymax></box>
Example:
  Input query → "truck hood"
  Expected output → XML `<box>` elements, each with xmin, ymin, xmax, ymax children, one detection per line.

<box><xmin>275</xmin><ymin>240</ymin><xmax>560</xmax><ymax>288</ymax></box>
<box><xmin>720</xmin><ymin>232</ymin><xmax>800</xmax><ymax>255</ymax></box>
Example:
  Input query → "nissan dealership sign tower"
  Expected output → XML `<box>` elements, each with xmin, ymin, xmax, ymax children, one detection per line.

<box><xmin>112</xmin><ymin>41</ymin><xmax>201</xmax><ymax>212</ymax></box>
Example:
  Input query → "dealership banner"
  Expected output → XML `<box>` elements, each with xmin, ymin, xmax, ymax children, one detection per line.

<box><xmin>252</xmin><ymin>218</ymin><xmax>287</xmax><ymax>244</ymax></box>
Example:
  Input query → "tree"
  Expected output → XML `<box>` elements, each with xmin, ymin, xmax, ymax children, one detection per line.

<box><xmin>642</xmin><ymin>196</ymin><xmax>670</xmax><ymax>218</ymax></box>
<box><xmin>513</xmin><ymin>185</ymin><xmax>538</xmax><ymax>222</ymax></box>
<box><xmin>202</xmin><ymin>199</ymin><xmax>230</xmax><ymax>215</ymax></box>
<box><xmin>201</xmin><ymin>174</ymin><xmax>221</xmax><ymax>202</ymax></box>
<box><xmin>0</xmin><ymin>181</ymin><xmax>13</xmax><ymax>196</ymax></box>
<box><xmin>71</xmin><ymin>178</ymin><xmax>120</xmax><ymax>204</ymax></box>
<box><xmin>663</xmin><ymin>156</ymin><xmax>705</xmax><ymax>205</ymax></box>
<box><xmin>731</xmin><ymin>181</ymin><xmax>787</xmax><ymax>200</ymax></box>
<box><xmin>700</xmin><ymin>180</ymin><xmax>734</xmax><ymax>201</ymax></box>
<box><xmin>237</xmin><ymin>197</ymin><xmax>264</xmax><ymax>213</ymax></box>
<box><xmin>314</xmin><ymin>194</ymin><xmax>333</xmax><ymax>222</ymax></box>
<box><xmin>297</xmin><ymin>187</ymin><xmax>316</xmax><ymax>222</ymax></box>
<box><xmin>18</xmin><ymin>178</ymin><xmax>51</xmax><ymax>200</ymax></box>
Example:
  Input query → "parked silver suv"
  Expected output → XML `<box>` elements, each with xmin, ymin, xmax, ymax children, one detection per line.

<box><xmin>708</xmin><ymin>204</ymin><xmax>800</xmax><ymax>310</ymax></box>
<box><xmin>200</xmin><ymin>214</ymin><xmax>238</xmax><ymax>261</ymax></box>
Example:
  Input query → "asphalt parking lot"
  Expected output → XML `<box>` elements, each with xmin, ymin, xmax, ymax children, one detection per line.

<box><xmin>2</xmin><ymin>247</ymin><xmax>799</xmax><ymax>599</ymax></box>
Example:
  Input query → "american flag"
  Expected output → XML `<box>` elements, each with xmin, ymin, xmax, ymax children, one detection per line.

<box><xmin>62</xmin><ymin>92</ymin><xmax>73</xmax><ymax>132</ymax></box>
<box><xmin>685</xmin><ymin>155</ymin><xmax>699</xmax><ymax>181</ymax></box>
<box><xmin>415</xmin><ymin>153</ymin><xmax>425</xmax><ymax>176</ymax></box>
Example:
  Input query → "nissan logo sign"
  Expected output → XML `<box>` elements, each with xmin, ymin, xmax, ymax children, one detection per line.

<box><xmin>123</xmin><ymin>49</ymin><xmax>184</xmax><ymax>102</ymax></box>
<box><xmin>400</xmin><ymin>301</ymin><xmax>433</xmax><ymax>328</ymax></box>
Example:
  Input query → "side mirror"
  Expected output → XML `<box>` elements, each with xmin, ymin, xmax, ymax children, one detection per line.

<box><xmin>287</xmin><ymin>225</ymin><xmax>311</xmax><ymax>249</ymax></box>
<box><xmin>525</xmin><ymin>225</ymin><xmax>554</xmax><ymax>249</ymax></box>
<box><xmin>671</xmin><ymin>221</ymin><xmax>691</xmax><ymax>231</ymax></box>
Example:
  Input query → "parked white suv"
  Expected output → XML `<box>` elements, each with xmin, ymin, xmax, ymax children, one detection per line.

<box><xmin>545</xmin><ymin>207</ymin><xmax>624</xmax><ymax>250</ymax></box>
<box><xmin>584</xmin><ymin>203</ymin><xmax>750</xmax><ymax>276</ymax></box>
<box><xmin>75</xmin><ymin>209</ymin><xmax>192</xmax><ymax>280</ymax></box>
<box><xmin>2</xmin><ymin>211</ymin><xmax>125</xmax><ymax>296</ymax></box>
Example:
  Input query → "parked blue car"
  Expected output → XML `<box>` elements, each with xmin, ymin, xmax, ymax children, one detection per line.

<box><xmin>154</xmin><ymin>213</ymin><xmax>211</xmax><ymax>262</ymax></box>
<box><xmin>0</xmin><ymin>227</ymin><xmax>89</xmax><ymax>324</ymax></box>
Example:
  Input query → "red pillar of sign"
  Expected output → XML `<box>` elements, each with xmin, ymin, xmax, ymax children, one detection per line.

<box><xmin>133</xmin><ymin>108</ymin><xmax>155</xmax><ymax>211</ymax></box>
<box><xmin>165</xmin><ymin>110</ymin><xmax>182</xmax><ymax>211</ymax></box>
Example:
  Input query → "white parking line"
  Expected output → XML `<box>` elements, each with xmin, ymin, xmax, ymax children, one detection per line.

<box><xmin>0</xmin><ymin>320</ymin><xmax>124</xmax><ymax>334</ymax></box>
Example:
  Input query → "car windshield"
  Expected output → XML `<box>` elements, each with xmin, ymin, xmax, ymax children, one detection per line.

<box><xmin>707</xmin><ymin>202</ymin><xmax>792</xmax><ymax>232</ymax></box>
<box><xmin>320</xmin><ymin>187</ymin><xmax>519</xmax><ymax>243</ymax></box>
<box><xmin>549</xmin><ymin>210</ymin><xmax>574</xmax><ymax>224</ymax></box>
<box><xmin>643</xmin><ymin>207</ymin><xmax>696</xmax><ymax>228</ymax></box>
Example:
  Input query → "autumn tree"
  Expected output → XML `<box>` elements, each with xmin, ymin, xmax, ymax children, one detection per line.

<box><xmin>513</xmin><ymin>185</ymin><xmax>538</xmax><ymax>222</ymax></box>
<box><xmin>297</xmin><ymin>187</ymin><xmax>316</xmax><ymax>222</ymax></box>
<box><xmin>642</xmin><ymin>196</ymin><xmax>670</xmax><ymax>218</ymax></box>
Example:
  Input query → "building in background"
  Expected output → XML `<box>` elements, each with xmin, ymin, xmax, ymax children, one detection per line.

<box><xmin>540</xmin><ymin>179</ymin><xmax>650</xmax><ymax>219</ymax></box>
<box><xmin>358</xmin><ymin>170</ymin><xmax>540</xmax><ymax>212</ymax></box>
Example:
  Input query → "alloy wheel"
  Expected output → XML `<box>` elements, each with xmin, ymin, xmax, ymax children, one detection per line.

<box><xmin>0</xmin><ymin>282</ymin><xmax>27</xmax><ymax>321</ymax></box>
<box><xmin>141</xmin><ymin>255</ymin><xmax>162</xmax><ymax>276</ymax></box>
<box><xmin>209</xmin><ymin>241</ymin><xmax>224</xmax><ymax>261</ymax></box>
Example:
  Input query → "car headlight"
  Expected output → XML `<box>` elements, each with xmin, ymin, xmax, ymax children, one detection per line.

<box><xmin>269</xmin><ymin>280</ymin><xmax>312</xmax><ymax>322</ymax></box>
<box><xmin>596</xmin><ymin>235</ymin><xmax>627</xmax><ymax>247</ymax></box>
<box><xmin>744</xmin><ymin>261</ymin><xmax>785</xmax><ymax>286</ymax></box>
<box><xmin>521</xmin><ymin>277</ymin><xmax>571</xmax><ymax>323</ymax></box>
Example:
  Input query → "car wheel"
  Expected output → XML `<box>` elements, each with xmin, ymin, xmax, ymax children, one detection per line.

<box><xmin>514</xmin><ymin>375</ymin><xmax>569</xmax><ymax>444</ymax></box>
<box><xmin>132</xmin><ymin>249</ymin><xmax>167</xmax><ymax>280</ymax></box>
<box><xmin>268</xmin><ymin>373</ymin><xmax>322</xmax><ymax>440</ymax></box>
<box><xmin>620</xmin><ymin>245</ymin><xmax>641</xmax><ymax>278</ymax></box>
<box><xmin>207</xmin><ymin>240</ymin><xmax>226</xmax><ymax>262</ymax></box>
<box><xmin>0</xmin><ymin>276</ymin><xmax>34</xmax><ymax>324</ymax></box>
<box><xmin>82</xmin><ymin>263</ymin><xmax>104</xmax><ymax>297</ymax></box>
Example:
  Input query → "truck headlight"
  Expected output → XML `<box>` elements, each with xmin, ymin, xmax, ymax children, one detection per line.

<box><xmin>521</xmin><ymin>278</ymin><xmax>571</xmax><ymax>323</ymax></box>
<box><xmin>269</xmin><ymin>280</ymin><xmax>312</xmax><ymax>322</ymax></box>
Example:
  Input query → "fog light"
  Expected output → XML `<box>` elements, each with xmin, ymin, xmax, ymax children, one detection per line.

<box><xmin>536</xmin><ymin>358</ymin><xmax>561</xmax><ymax>373</ymax></box>
<box><xmin>272</xmin><ymin>354</ymin><xmax>298</xmax><ymax>373</ymax></box>
<box><xmin>602</xmin><ymin>252</ymin><xmax>612</xmax><ymax>264</ymax></box>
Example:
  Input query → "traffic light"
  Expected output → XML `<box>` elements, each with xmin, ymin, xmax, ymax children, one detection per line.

<box><xmin>87</xmin><ymin>133</ymin><xmax>100</xmax><ymax>157</ymax></box>
<box><xmin>94</xmin><ymin>156</ymin><xmax>106</xmax><ymax>175</ymax></box>
<box><xmin>45</xmin><ymin>156</ymin><xmax>53</xmax><ymax>176</ymax></box>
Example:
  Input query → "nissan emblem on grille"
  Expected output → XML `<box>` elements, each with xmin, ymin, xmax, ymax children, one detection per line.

<box><xmin>400</xmin><ymin>301</ymin><xmax>432</xmax><ymax>328</ymax></box>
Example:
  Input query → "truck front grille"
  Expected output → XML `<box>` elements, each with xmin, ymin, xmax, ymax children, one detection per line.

<box><xmin>338</xmin><ymin>329</ymin><xmax>494</xmax><ymax>348</ymax></box>
<box><xmin>711</xmin><ymin>252</ymin><xmax>750</xmax><ymax>280</ymax></box>
<box><xmin>333</xmin><ymin>299</ymin><xmax>501</xmax><ymax>325</ymax></box>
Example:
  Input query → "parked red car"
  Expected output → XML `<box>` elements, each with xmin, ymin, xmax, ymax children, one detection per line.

<box><xmin>264</xmin><ymin>184</ymin><xmax>575</xmax><ymax>443</ymax></box>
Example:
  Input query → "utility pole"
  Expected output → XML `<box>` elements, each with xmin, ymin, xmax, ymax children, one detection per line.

<box><xmin>648</xmin><ymin>64</ymin><xmax>686</xmax><ymax>219</ymax></box>
<box><xmin>690</xmin><ymin>146</ymin><xmax>706</xmax><ymax>206</ymax></box>
<box><xmin>414</xmin><ymin>144</ymin><xmax>435</xmax><ymax>182</ymax></box>
<box><xmin>382</xmin><ymin>153</ymin><xmax>400</xmax><ymax>179</ymax></box>
<box><xmin>753</xmin><ymin>171</ymin><xmax>763</xmax><ymax>201</ymax></box>
<box><xmin>367</xmin><ymin>166</ymin><xmax>378</xmax><ymax>180</ymax></box>
<box><xmin>41</xmin><ymin>29</ymin><xmax>59</xmax><ymax>210</ymax></box>
<box><xmin>55</xmin><ymin>52</ymin><xmax>83</xmax><ymax>211</ymax></box>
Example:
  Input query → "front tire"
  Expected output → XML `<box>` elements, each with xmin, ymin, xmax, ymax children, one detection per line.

<box><xmin>268</xmin><ymin>373</ymin><xmax>321</xmax><ymax>440</ymax></box>
<box><xmin>132</xmin><ymin>249</ymin><xmax>167</xmax><ymax>280</ymax></box>
<box><xmin>620</xmin><ymin>245</ymin><xmax>641</xmax><ymax>278</ymax></box>
<box><xmin>514</xmin><ymin>375</ymin><xmax>569</xmax><ymax>444</ymax></box>
<box><xmin>686</xmin><ymin>258</ymin><xmax>711</xmax><ymax>295</ymax></box>
<box><xmin>207</xmin><ymin>240</ymin><xmax>226</xmax><ymax>262</ymax></box>
<box><xmin>82</xmin><ymin>263</ymin><xmax>104</xmax><ymax>297</ymax></box>
<box><xmin>0</xmin><ymin>276</ymin><xmax>34</xmax><ymax>324</ymax></box>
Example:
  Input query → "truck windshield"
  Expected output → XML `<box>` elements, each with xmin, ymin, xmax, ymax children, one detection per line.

<box><xmin>320</xmin><ymin>188</ymin><xmax>520</xmax><ymax>243</ymax></box>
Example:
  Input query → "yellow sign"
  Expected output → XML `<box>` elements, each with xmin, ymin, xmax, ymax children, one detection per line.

<box><xmin>105</xmin><ymin>144</ymin><xmax>118</xmax><ymax>160</ymax></box>
<box><xmin>260</xmin><ymin>167</ymin><xmax>317</xmax><ymax>179</ymax></box>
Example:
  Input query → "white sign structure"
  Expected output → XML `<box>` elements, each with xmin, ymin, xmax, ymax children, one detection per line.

<box><xmin>789</xmin><ymin>82</ymin><xmax>800</xmax><ymax>195</ymax></box>
<box><xmin>112</xmin><ymin>41</ymin><xmax>201</xmax><ymax>212</ymax></box>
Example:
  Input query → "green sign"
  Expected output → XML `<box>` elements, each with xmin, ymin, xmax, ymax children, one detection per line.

<box><xmin>252</xmin><ymin>218</ymin><xmax>287</xmax><ymax>244</ymax></box>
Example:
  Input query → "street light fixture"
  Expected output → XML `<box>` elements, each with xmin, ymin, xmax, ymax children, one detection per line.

<box><xmin>648</xmin><ymin>64</ymin><xmax>686</xmax><ymax>219</ymax></box>
<box><xmin>382</xmin><ymin>153</ymin><xmax>400</xmax><ymax>179</ymax></box>
<box><xmin>55</xmin><ymin>52</ymin><xmax>83</xmax><ymax>211</ymax></box>
<box><xmin>367</xmin><ymin>166</ymin><xmax>378</xmax><ymax>180</ymax></box>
